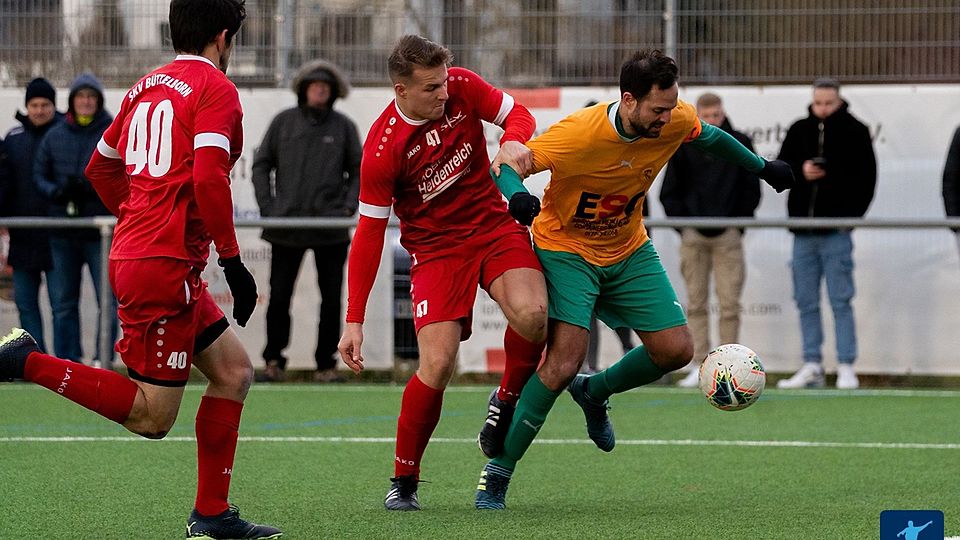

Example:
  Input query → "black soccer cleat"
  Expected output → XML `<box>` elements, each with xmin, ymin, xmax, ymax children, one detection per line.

<box><xmin>567</xmin><ymin>374</ymin><xmax>615</xmax><ymax>452</ymax></box>
<box><xmin>384</xmin><ymin>475</ymin><xmax>421</xmax><ymax>511</ymax></box>
<box><xmin>478</xmin><ymin>387</ymin><xmax>515</xmax><ymax>458</ymax></box>
<box><xmin>0</xmin><ymin>328</ymin><xmax>39</xmax><ymax>382</ymax></box>
<box><xmin>475</xmin><ymin>463</ymin><xmax>512</xmax><ymax>510</ymax></box>
<box><xmin>186</xmin><ymin>505</ymin><xmax>282</xmax><ymax>539</ymax></box>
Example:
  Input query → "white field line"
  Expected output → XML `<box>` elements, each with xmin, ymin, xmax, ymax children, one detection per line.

<box><xmin>1</xmin><ymin>436</ymin><xmax>959</xmax><ymax>449</ymax></box>
<box><xmin>4</xmin><ymin>384</ymin><xmax>960</xmax><ymax>398</ymax></box>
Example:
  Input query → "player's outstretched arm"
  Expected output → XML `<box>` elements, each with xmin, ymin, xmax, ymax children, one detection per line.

<box><xmin>491</xmin><ymin>164</ymin><xmax>540</xmax><ymax>226</ymax></box>
<box><xmin>690</xmin><ymin>121</ymin><xmax>796</xmax><ymax>192</ymax></box>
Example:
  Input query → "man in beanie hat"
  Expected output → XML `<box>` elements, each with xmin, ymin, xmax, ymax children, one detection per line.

<box><xmin>0</xmin><ymin>77</ymin><xmax>62</xmax><ymax>353</ymax></box>
<box><xmin>251</xmin><ymin>59</ymin><xmax>361</xmax><ymax>383</ymax></box>
<box><xmin>32</xmin><ymin>71</ymin><xmax>118</xmax><ymax>364</ymax></box>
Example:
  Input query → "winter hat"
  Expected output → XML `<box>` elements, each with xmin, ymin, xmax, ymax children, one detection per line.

<box><xmin>25</xmin><ymin>78</ymin><xmax>56</xmax><ymax>105</ymax></box>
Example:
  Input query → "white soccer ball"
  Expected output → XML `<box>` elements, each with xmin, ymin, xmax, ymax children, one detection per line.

<box><xmin>698</xmin><ymin>344</ymin><xmax>766</xmax><ymax>411</ymax></box>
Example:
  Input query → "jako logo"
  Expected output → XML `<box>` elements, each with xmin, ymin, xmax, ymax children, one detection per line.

<box><xmin>57</xmin><ymin>367</ymin><xmax>73</xmax><ymax>394</ymax></box>
<box><xmin>879</xmin><ymin>510</ymin><xmax>944</xmax><ymax>540</ymax></box>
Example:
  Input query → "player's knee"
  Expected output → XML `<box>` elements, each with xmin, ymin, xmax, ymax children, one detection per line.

<box><xmin>512</xmin><ymin>304</ymin><xmax>547</xmax><ymax>340</ymax></box>
<box><xmin>131</xmin><ymin>416</ymin><xmax>176</xmax><ymax>440</ymax></box>
<box><xmin>661</xmin><ymin>341</ymin><xmax>694</xmax><ymax>372</ymax></box>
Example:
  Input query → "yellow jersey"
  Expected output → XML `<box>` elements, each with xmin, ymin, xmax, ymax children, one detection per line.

<box><xmin>529</xmin><ymin>100</ymin><xmax>701</xmax><ymax>266</ymax></box>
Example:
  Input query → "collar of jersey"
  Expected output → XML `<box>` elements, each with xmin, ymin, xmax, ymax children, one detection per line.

<box><xmin>394</xmin><ymin>101</ymin><xmax>430</xmax><ymax>126</ymax></box>
<box><xmin>175</xmin><ymin>54</ymin><xmax>216</xmax><ymax>68</ymax></box>
<box><xmin>607</xmin><ymin>101</ymin><xmax>642</xmax><ymax>143</ymax></box>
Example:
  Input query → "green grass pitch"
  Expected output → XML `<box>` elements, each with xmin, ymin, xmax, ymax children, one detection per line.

<box><xmin>0</xmin><ymin>383</ymin><xmax>957</xmax><ymax>539</ymax></box>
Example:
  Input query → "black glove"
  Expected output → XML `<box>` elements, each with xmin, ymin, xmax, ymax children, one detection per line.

<box><xmin>508</xmin><ymin>192</ymin><xmax>541</xmax><ymax>226</ymax></box>
<box><xmin>759</xmin><ymin>159</ymin><xmax>796</xmax><ymax>193</ymax></box>
<box><xmin>219</xmin><ymin>256</ymin><xmax>258</xmax><ymax>327</ymax></box>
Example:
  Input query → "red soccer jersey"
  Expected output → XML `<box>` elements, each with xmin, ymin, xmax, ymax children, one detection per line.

<box><xmin>96</xmin><ymin>55</ymin><xmax>243</xmax><ymax>266</ymax></box>
<box><xmin>359</xmin><ymin>67</ymin><xmax>521</xmax><ymax>254</ymax></box>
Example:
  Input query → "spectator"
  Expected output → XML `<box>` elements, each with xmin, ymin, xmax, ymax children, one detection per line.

<box><xmin>252</xmin><ymin>59</ymin><xmax>361</xmax><ymax>383</ymax></box>
<box><xmin>33</xmin><ymin>72</ymin><xmax>118</xmax><ymax>364</ymax></box>
<box><xmin>776</xmin><ymin>78</ymin><xmax>876</xmax><ymax>389</ymax></box>
<box><xmin>661</xmin><ymin>92</ymin><xmax>761</xmax><ymax>387</ymax></box>
<box><xmin>942</xmin><ymin>126</ymin><xmax>960</xmax><ymax>262</ymax></box>
<box><xmin>0</xmin><ymin>78</ymin><xmax>63</xmax><ymax>352</ymax></box>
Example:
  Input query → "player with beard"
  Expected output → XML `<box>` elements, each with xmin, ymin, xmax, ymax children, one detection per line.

<box><xmin>0</xmin><ymin>0</ymin><xmax>281</xmax><ymax>537</ymax></box>
<box><xmin>474</xmin><ymin>49</ymin><xmax>795</xmax><ymax>509</ymax></box>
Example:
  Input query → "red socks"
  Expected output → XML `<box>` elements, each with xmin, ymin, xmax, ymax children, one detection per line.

<box><xmin>394</xmin><ymin>374</ymin><xmax>444</xmax><ymax>479</ymax></box>
<box><xmin>195</xmin><ymin>396</ymin><xmax>243</xmax><ymax>516</ymax></box>
<box><xmin>24</xmin><ymin>351</ymin><xmax>137</xmax><ymax>424</ymax></box>
<box><xmin>498</xmin><ymin>326</ymin><xmax>545</xmax><ymax>404</ymax></box>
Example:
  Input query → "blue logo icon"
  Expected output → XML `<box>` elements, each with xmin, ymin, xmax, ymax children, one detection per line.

<box><xmin>880</xmin><ymin>510</ymin><xmax>944</xmax><ymax>540</ymax></box>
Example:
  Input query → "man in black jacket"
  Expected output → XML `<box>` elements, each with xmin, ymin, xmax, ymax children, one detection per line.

<box><xmin>661</xmin><ymin>92</ymin><xmax>761</xmax><ymax>387</ymax></box>
<box><xmin>776</xmin><ymin>78</ymin><xmax>876</xmax><ymax>390</ymax></box>
<box><xmin>252</xmin><ymin>59</ymin><xmax>362</xmax><ymax>382</ymax></box>
<box><xmin>0</xmin><ymin>78</ymin><xmax>62</xmax><ymax>353</ymax></box>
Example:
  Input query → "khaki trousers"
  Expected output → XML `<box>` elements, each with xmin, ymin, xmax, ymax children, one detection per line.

<box><xmin>679</xmin><ymin>228</ymin><xmax>746</xmax><ymax>362</ymax></box>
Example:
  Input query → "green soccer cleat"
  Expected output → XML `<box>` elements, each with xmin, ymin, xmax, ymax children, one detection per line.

<box><xmin>475</xmin><ymin>463</ymin><xmax>512</xmax><ymax>510</ymax></box>
<box><xmin>0</xmin><ymin>328</ymin><xmax>38</xmax><ymax>382</ymax></box>
<box><xmin>477</xmin><ymin>387</ymin><xmax>515</xmax><ymax>458</ymax></box>
<box><xmin>384</xmin><ymin>475</ymin><xmax>421</xmax><ymax>511</ymax></box>
<box><xmin>567</xmin><ymin>374</ymin><xmax>615</xmax><ymax>452</ymax></box>
<box><xmin>186</xmin><ymin>505</ymin><xmax>281</xmax><ymax>539</ymax></box>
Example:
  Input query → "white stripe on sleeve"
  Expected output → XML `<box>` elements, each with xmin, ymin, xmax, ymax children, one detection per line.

<box><xmin>194</xmin><ymin>132</ymin><xmax>230</xmax><ymax>153</ymax></box>
<box><xmin>359</xmin><ymin>202</ymin><xmax>391</xmax><ymax>219</ymax></box>
<box><xmin>96</xmin><ymin>138</ymin><xmax>121</xmax><ymax>159</ymax></box>
<box><xmin>493</xmin><ymin>92</ymin><xmax>515</xmax><ymax>126</ymax></box>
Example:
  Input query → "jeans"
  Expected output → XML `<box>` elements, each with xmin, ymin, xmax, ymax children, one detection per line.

<box><xmin>47</xmin><ymin>236</ymin><xmax>119</xmax><ymax>362</ymax></box>
<box><xmin>791</xmin><ymin>231</ymin><xmax>857</xmax><ymax>364</ymax></box>
<box><xmin>12</xmin><ymin>268</ymin><xmax>49</xmax><ymax>352</ymax></box>
<box><xmin>263</xmin><ymin>242</ymin><xmax>349</xmax><ymax>370</ymax></box>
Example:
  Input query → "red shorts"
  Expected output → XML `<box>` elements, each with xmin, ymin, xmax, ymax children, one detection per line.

<box><xmin>407</xmin><ymin>225</ymin><xmax>542</xmax><ymax>340</ymax></box>
<box><xmin>110</xmin><ymin>258</ymin><xmax>227</xmax><ymax>386</ymax></box>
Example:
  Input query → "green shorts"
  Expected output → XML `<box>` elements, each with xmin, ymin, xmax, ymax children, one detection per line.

<box><xmin>535</xmin><ymin>241</ymin><xmax>686</xmax><ymax>332</ymax></box>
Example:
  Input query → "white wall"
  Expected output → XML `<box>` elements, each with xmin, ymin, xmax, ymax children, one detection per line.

<box><xmin>2</xmin><ymin>83</ymin><xmax>959</xmax><ymax>375</ymax></box>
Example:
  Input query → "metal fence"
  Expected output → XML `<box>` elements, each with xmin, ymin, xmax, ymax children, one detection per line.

<box><xmin>1</xmin><ymin>1</ymin><xmax>958</xmax><ymax>89</ymax></box>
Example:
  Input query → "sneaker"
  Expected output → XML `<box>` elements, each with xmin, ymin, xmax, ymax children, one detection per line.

<box><xmin>313</xmin><ymin>368</ymin><xmax>346</xmax><ymax>383</ymax></box>
<box><xmin>836</xmin><ymin>364</ymin><xmax>859</xmax><ymax>389</ymax></box>
<box><xmin>676</xmin><ymin>368</ymin><xmax>700</xmax><ymax>388</ymax></box>
<box><xmin>0</xmin><ymin>328</ymin><xmax>39</xmax><ymax>382</ymax></box>
<box><xmin>186</xmin><ymin>505</ymin><xmax>282</xmax><ymax>539</ymax></box>
<box><xmin>567</xmin><ymin>374</ymin><xmax>615</xmax><ymax>452</ymax></box>
<box><xmin>475</xmin><ymin>463</ymin><xmax>512</xmax><ymax>510</ymax></box>
<box><xmin>776</xmin><ymin>362</ymin><xmax>825</xmax><ymax>389</ymax></box>
<box><xmin>255</xmin><ymin>360</ymin><xmax>285</xmax><ymax>383</ymax></box>
<box><xmin>384</xmin><ymin>475</ymin><xmax>420</xmax><ymax>511</ymax></box>
<box><xmin>478</xmin><ymin>387</ymin><xmax>515</xmax><ymax>458</ymax></box>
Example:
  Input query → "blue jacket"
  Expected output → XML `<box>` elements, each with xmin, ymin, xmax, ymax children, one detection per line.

<box><xmin>33</xmin><ymin>73</ymin><xmax>113</xmax><ymax>240</ymax></box>
<box><xmin>0</xmin><ymin>110</ymin><xmax>63</xmax><ymax>270</ymax></box>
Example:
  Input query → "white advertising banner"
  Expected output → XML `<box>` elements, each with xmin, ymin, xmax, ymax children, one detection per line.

<box><xmin>2</xmin><ymin>83</ymin><xmax>959</xmax><ymax>375</ymax></box>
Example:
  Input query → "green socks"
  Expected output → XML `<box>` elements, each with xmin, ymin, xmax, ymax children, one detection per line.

<box><xmin>491</xmin><ymin>374</ymin><xmax>562</xmax><ymax>471</ymax></box>
<box><xmin>586</xmin><ymin>345</ymin><xmax>666</xmax><ymax>401</ymax></box>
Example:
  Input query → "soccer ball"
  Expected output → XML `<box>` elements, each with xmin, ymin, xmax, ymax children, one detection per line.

<box><xmin>698</xmin><ymin>344</ymin><xmax>766</xmax><ymax>411</ymax></box>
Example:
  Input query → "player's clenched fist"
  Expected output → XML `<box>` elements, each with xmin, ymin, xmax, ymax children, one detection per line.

<box><xmin>509</xmin><ymin>192</ymin><xmax>541</xmax><ymax>226</ymax></box>
<box><xmin>219</xmin><ymin>256</ymin><xmax>258</xmax><ymax>327</ymax></box>
<box><xmin>338</xmin><ymin>322</ymin><xmax>365</xmax><ymax>374</ymax></box>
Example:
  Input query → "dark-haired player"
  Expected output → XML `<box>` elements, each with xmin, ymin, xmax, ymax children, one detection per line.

<box><xmin>0</xmin><ymin>1</ymin><xmax>280</xmax><ymax>537</ymax></box>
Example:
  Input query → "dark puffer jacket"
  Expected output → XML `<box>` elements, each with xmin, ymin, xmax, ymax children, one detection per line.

<box><xmin>252</xmin><ymin>60</ymin><xmax>361</xmax><ymax>247</ymax></box>
<box><xmin>0</xmin><ymin>111</ymin><xmax>63</xmax><ymax>270</ymax></box>
<box><xmin>777</xmin><ymin>101</ymin><xmax>876</xmax><ymax>232</ymax></box>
